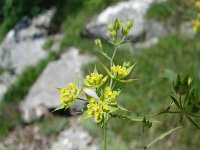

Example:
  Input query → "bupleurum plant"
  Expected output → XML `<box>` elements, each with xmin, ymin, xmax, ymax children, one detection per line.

<box><xmin>55</xmin><ymin>19</ymin><xmax>200</xmax><ymax>150</ymax></box>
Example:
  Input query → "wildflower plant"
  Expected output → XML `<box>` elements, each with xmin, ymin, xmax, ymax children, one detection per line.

<box><xmin>55</xmin><ymin>19</ymin><xmax>200</xmax><ymax>150</ymax></box>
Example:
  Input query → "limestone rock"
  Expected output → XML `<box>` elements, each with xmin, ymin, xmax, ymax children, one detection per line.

<box><xmin>20</xmin><ymin>48</ymin><xmax>95</xmax><ymax>122</ymax></box>
<box><xmin>0</xmin><ymin>9</ymin><xmax>56</xmax><ymax>100</ymax></box>
<box><xmin>51</xmin><ymin>126</ymin><xmax>97</xmax><ymax>150</ymax></box>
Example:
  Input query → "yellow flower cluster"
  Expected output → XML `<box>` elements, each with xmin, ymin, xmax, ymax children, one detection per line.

<box><xmin>192</xmin><ymin>1</ymin><xmax>200</xmax><ymax>31</ymax></box>
<box><xmin>60</xmin><ymin>83</ymin><xmax>77</xmax><ymax>104</ymax></box>
<box><xmin>111</xmin><ymin>65</ymin><xmax>128</xmax><ymax>79</ymax></box>
<box><xmin>86</xmin><ymin>72</ymin><xmax>104</xmax><ymax>86</ymax></box>
<box><xmin>195</xmin><ymin>1</ymin><xmax>200</xmax><ymax>8</ymax></box>
<box><xmin>104</xmin><ymin>87</ymin><xmax>118</xmax><ymax>100</ymax></box>
<box><xmin>86</xmin><ymin>98</ymin><xmax>108</xmax><ymax>122</ymax></box>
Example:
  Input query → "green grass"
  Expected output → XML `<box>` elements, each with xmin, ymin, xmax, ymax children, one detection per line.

<box><xmin>146</xmin><ymin>0</ymin><xmax>195</xmax><ymax>22</ymax></box>
<box><xmin>146</xmin><ymin>1</ymin><xmax>174</xmax><ymax>21</ymax></box>
<box><xmin>36</xmin><ymin>116</ymin><xmax>68</xmax><ymax>136</ymax></box>
<box><xmin>82</xmin><ymin>33</ymin><xmax>200</xmax><ymax>150</ymax></box>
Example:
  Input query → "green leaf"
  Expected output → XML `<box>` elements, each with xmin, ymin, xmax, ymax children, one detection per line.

<box><xmin>55</xmin><ymin>87</ymin><xmax>62</xmax><ymax>92</ymax></box>
<box><xmin>185</xmin><ymin>115</ymin><xmax>200</xmax><ymax>129</ymax></box>
<box><xmin>119</xmin><ymin>79</ymin><xmax>138</xmax><ymax>83</ymax></box>
<box><xmin>107</xmin><ymin>103</ymin><xmax>119</xmax><ymax>113</ymax></box>
<box><xmin>64</xmin><ymin>101</ymin><xmax>75</xmax><ymax>111</ymax></box>
<box><xmin>111</xmin><ymin>114</ymin><xmax>161</xmax><ymax>124</ymax></box>
<box><xmin>53</xmin><ymin>103</ymin><xmax>65</xmax><ymax>112</ymax></box>
<box><xmin>81</xmin><ymin>112</ymin><xmax>91</xmax><ymax>120</ymax></box>
<box><xmin>118</xmin><ymin>105</ymin><xmax>131</xmax><ymax>112</ymax></box>
<box><xmin>101</xmin><ymin>63</ymin><xmax>113</xmax><ymax>78</ymax></box>
<box><xmin>170</xmin><ymin>95</ymin><xmax>182</xmax><ymax>110</ymax></box>
<box><xmin>84</xmin><ymin>92</ymin><xmax>93</xmax><ymax>101</ymax></box>
<box><xmin>76</xmin><ymin>89</ymin><xmax>83</xmax><ymax>98</ymax></box>
<box><xmin>94</xmin><ymin>65</ymin><xmax>98</xmax><ymax>73</ymax></box>
<box><xmin>127</xmin><ymin>63</ymin><xmax>136</xmax><ymax>74</ymax></box>
<box><xmin>144</xmin><ymin>126</ymin><xmax>182</xmax><ymax>149</ymax></box>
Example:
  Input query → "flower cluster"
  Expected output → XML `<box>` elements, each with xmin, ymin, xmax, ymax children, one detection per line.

<box><xmin>104</xmin><ymin>87</ymin><xmax>118</xmax><ymax>100</ymax></box>
<box><xmin>86</xmin><ymin>73</ymin><xmax>103</xmax><ymax>85</ymax></box>
<box><xmin>111</xmin><ymin>65</ymin><xmax>128</xmax><ymax>79</ymax></box>
<box><xmin>86</xmin><ymin>98</ymin><xmax>108</xmax><ymax>122</ymax></box>
<box><xmin>192</xmin><ymin>1</ymin><xmax>200</xmax><ymax>31</ymax></box>
<box><xmin>84</xmin><ymin>68</ymin><xmax>108</xmax><ymax>88</ymax></box>
<box><xmin>59</xmin><ymin>82</ymin><xmax>77</xmax><ymax>104</ymax></box>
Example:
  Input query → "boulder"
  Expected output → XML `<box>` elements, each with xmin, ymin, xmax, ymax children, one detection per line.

<box><xmin>51</xmin><ymin>125</ymin><xmax>97</xmax><ymax>150</ymax></box>
<box><xmin>20</xmin><ymin>48</ymin><xmax>95</xmax><ymax>122</ymax></box>
<box><xmin>0</xmin><ymin>9</ymin><xmax>56</xmax><ymax>100</ymax></box>
<box><xmin>82</xmin><ymin>0</ymin><xmax>154</xmax><ymax>41</ymax></box>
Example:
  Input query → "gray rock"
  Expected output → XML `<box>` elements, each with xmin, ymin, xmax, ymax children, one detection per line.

<box><xmin>20</xmin><ymin>48</ymin><xmax>95</xmax><ymax>122</ymax></box>
<box><xmin>83</xmin><ymin>0</ymin><xmax>154</xmax><ymax>41</ymax></box>
<box><xmin>180</xmin><ymin>22</ymin><xmax>196</xmax><ymax>39</ymax></box>
<box><xmin>0</xmin><ymin>9</ymin><xmax>56</xmax><ymax>100</ymax></box>
<box><xmin>145</xmin><ymin>21</ymin><xmax>167</xmax><ymax>40</ymax></box>
<box><xmin>51</xmin><ymin>126</ymin><xmax>97</xmax><ymax>150</ymax></box>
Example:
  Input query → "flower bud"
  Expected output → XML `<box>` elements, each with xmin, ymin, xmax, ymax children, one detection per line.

<box><xmin>114</xmin><ymin>18</ymin><xmax>121</xmax><ymax>30</ymax></box>
<box><xmin>110</xmin><ymin>30</ymin><xmax>117</xmax><ymax>38</ymax></box>
<box><xmin>94</xmin><ymin>39</ymin><xmax>103</xmax><ymax>50</ymax></box>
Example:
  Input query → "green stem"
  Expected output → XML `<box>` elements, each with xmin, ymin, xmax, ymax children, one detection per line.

<box><xmin>110</xmin><ymin>45</ymin><xmax>117</xmax><ymax>88</ymax></box>
<box><xmin>104</xmin><ymin>116</ymin><xmax>108</xmax><ymax>150</ymax></box>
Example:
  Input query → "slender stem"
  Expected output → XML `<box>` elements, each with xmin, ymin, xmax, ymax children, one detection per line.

<box><xmin>146</xmin><ymin>110</ymin><xmax>182</xmax><ymax>118</ymax></box>
<box><xmin>110</xmin><ymin>45</ymin><xmax>117</xmax><ymax>88</ymax></box>
<box><xmin>104</xmin><ymin>114</ymin><xmax>108</xmax><ymax>150</ymax></box>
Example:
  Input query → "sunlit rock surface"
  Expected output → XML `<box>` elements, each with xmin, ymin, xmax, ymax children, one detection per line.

<box><xmin>51</xmin><ymin>125</ymin><xmax>97</xmax><ymax>150</ymax></box>
<box><xmin>20</xmin><ymin>47</ymin><xmax>95</xmax><ymax>122</ymax></box>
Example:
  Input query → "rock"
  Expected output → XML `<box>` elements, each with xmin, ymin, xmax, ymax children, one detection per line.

<box><xmin>82</xmin><ymin>0</ymin><xmax>154</xmax><ymax>41</ymax></box>
<box><xmin>180</xmin><ymin>22</ymin><xmax>195</xmax><ymax>39</ymax></box>
<box><xmin>0</xmin><ymin>9</ymin><xmax>56</xmax><ymax>101</ymax></box>
<box><xmin>145</xmin><ymin>21</ymin><xmax>167</xmax><ymax>40</ymax></box>
<box><xmin>51</xmin><ymin>126</ymin><xmax>97</xmax><ymax>150</ymax></box>
<box><xmin>20</xmin><ymin>47</ymin><xmax>95</xmax><ymax>122</ymax></box>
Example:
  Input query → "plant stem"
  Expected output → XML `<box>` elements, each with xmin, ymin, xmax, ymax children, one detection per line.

<box><xmin>104</xmin><ymin>117</ymin><xmax>108</xmax><ymax>150</ymax></box>
<box><xmin>110</xmin><ymin>45</ymin><xmax>117</xmax><ymax>88</ymax></box>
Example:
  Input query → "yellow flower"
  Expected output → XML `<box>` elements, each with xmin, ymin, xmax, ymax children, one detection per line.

<box><xmin>111</xmin><ymin>65</ymin><xmax>128</xmax><ymax>79</ymax></box>
<box><xmin>85</xmin><ymin>72</ymin><xmax>104</xmax><ymax>87</ymax></box>
<box><xmin>59</xmin><ymin>82</ymin><xmax>79</xmax><ymax>104</ymax></box>
<box><xmin>195</xmin><ymin>1</ymin><xmax>200</xmax><ymax>9</ymax></box>
<box><xmin>192</xmin><ymin>19</ymin><xmax>200</xmax><ymax>32</ymax></box>
<box><xmin>104</xmin><ymin>87</ymin><xmax>118</xmax><ymax>100</ymax></box>
<box><xmin>103</xmin><ymin>104</ymin><xmax>108</xmax><ymax>110</ymax></box>
<box><xmin>86</xmin><ymin>97</ymin><xmax>108</xmax><ymax>122</ymax></box>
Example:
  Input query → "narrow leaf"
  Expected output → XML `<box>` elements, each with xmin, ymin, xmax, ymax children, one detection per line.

<box><xmin>81</xmin><ymin>112</ymin><xmax>91</xmax><ymax>120</ymax></box>
<box><xmin>170</xmin><ymin>95</ymin><xmax>182</xmax><ymax>109</ymax></box>
<box><xmin>127</xmin><ymin>63</ymin><xmax>136</xmax><ymax>74</ymax></box>
<box><xmin>107</xmin><ymin>103</ymin><xmax>119</xmax><ymax>113</ymax></box>
<box><xmin>119</xmin><ymin>79</ymin><xmax>138</xmax><ymax>83</ymax></box>
<box><xmin>101</xmin><ymin>63</ymin><xmax>113</xmax><ymax>78</ymax></box>
<box><xmin>144</xmin><ymin>126</ymin><xmax>182</xmax><ymax>149</ymax></box>
<box><xmin>118</xmin><ymin>105</ymin><xmax>132</xmax><ymax>112</ymax></box>
<box><xmin>55</xmin><ymin>87</ymin><xmax>62</xmax><ymax>92</ymax></box>
<box><xmin>185</xmin><ymin>115</ymin><xmax>200</xmax><ymax>129</ymax></box>
<box><xmin>53</xmin><ymin>103</ymin><xmax>65</xmax><ymax>112</ymax></box>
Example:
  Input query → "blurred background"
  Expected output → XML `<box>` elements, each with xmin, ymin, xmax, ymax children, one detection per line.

<box><xmin>0</xmin><ymin>0</ymin><xmax>199</xmax><ymax>149</ymax></box>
